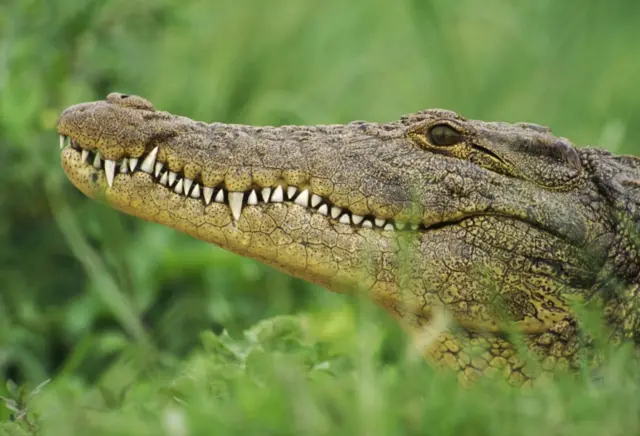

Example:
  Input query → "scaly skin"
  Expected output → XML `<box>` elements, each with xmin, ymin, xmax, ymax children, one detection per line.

<box><xmin>57</xmin><ymin>93</ymin><xmax>640</xmax><ymax>385</ymax></box>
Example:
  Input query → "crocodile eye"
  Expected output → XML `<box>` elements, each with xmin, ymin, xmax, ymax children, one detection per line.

<box><xmin>427</xmin><ymin>124</ymin><xmax>463</xmax><ymax>146</ymax></box>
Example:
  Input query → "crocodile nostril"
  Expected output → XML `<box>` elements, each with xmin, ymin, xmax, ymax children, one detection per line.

<box><xmin>106</xmin><ymin>92</ymin><xmax>155</xmax><ymax>111</ymax></box>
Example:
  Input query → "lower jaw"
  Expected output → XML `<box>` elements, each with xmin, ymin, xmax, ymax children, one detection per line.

<box><xmin>65</xmin><ymin>151</ymin><xmax>429</xmax><ymax>327</ymax></box>
<box><xmin>61</xmin><ymin>149</ymin><xmax>409</xmax><ymax>292</ymax></box>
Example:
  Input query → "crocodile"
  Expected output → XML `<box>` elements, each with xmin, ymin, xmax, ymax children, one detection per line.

<box><xmin>56</xmin><ymin>93</ymin><xmax>640</xmax><ymax>385</ymax></box>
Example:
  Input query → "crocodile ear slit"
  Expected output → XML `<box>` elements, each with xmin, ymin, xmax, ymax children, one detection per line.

<box><xmin>516</xmin><ymin>137</ymin><xmax>582</xmax><ymax>171</ymax></box>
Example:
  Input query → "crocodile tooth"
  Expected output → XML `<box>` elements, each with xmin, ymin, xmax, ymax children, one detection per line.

<box><xmin>120</xmin><ymin>158</ymin><xmax>129</xmax><ymax>173</ymax></box>
<box><xmin>203</xmin><ymin>187</ymin><xmax>214</xmax><ymax>204</ymax></box>
<box><xmin>154</xmin><ymin>162</ymin><xmax>164</xmax><ymax>177</ymax></box>
<box><xmin>190</xmin><ymin>183</ymin><xmax>201</xmax><ymax>199</ymax></box>
<box><xmin>374</xmin><ymin>218</ymin><xmax>385</xmax><ymax>227</ymax></box>
<box><xmin>410</xmin><ymin>223</ymin><xmax>419</xmax><ymax>231</ymax></box>
<box><xmin>59</xmin><ymin>135</ymin><xmax>65</xmax><ymax>150</ymax></box>
<box><xmin>271</xmin><ymin>186</ymin><xmax>284</xmax><ymax>203</ymax></box>
<box><xmin>174</xmin><ymin>178</ymin><xmax>184</xmax><ymax>194</ymax></box>
<box><xmin>339</xmin><ymin>214</ymin><xmax>351</xmax><ymax>224</ymax></box>
<box><xmin>215</xmin><ymin>189</ymin><xmax>225</xmax><ymax>203</ymax></box>
<box><xmin>104</xmin><ymin>160</ymin><xmax>116</xmax><ymax>187</ymax></box>
<box><xmin>81</xmin><ymin>149</ymin><xmax>89</xmax><ymax>163</ymax></box>
<box><xmin>351</xmin><ymin>214</ymin><xmax>364</xmax><ymax>225</ymax></box>
<box><xmin>168</xmin><ymin>171</ymin><xmax>177</xmax><ymax>187</ymax></box>
<box><xmin>395</xmin><ymin>222</ymin><xmax>406</xmax><ymax>230</ymax></box>
<box><xmin>128</xmin><ymin>157</ymin><xmax>139</xmax><ymax>172</ymax></box>
<box><xmin>140</xmin><ymin>146</ymin><xmax>158</xmax><ymax>173</ymax></box>
<box><xmin>362</xmin><ymin>220</ymin><xmax>373</xmax><ymax>229</ymax></box>
<box><xmin>93</xmin><ymin>151</ymin><xmax>102</xmax><ymax>169</ymax></box>
<box><xmin>159</xmin><ymin>171</ymin><xmax>168</xmax><ymax>186</ymax></box>
<box><xmin>311</xmin><ymin>194</ymin><xmax>322</xmax><ymax>208</ymax></box>
<box><xmin>294</xmin><ymin>189</ymin><xmax>310</xmax><ymax>207</ymax></box>
<box><xmin>318</xmin><ymin>204</ymin><xmax>328</xmax><ymax>215</ymax></box>
<box><xmin>286</xmin><ymin>186</ymin><xmax>297</xmax><ymax>200</ymax></box>
<box><xmin>229</xmin><ymin>192</ymin><xmax>244</xmax><ymax>221</ymax></box>
<box><xmin>247</xmin><ymin>190</ymin><xmax>258</xmax><ymax>205</ymax></box>
<box><xmin>383</xmin><ymin>223</ymin><xmax>394</xmax><ymax>231</ymax></box>
<box><xmin>330</xmin><ymin>206</ymin><xmax>342</xmax><ymax>219</ymax></box>
<box><xmin>183</xmin><ymin>178</ymin><xmax>193</xmax><ymax>195</ymax></box>
<box><xmin>261</xmin><ymin>187</ymin><xmax>272</xmax><ymax>203</ymax></box>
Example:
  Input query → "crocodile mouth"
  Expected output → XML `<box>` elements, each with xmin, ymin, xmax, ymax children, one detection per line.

<box><xmin>59</xmin><ymin>135</ymin><xmax>426</xmax><ymax>232</ymax></box>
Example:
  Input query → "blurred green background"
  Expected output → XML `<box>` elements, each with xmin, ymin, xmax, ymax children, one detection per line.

<box><xmin>1</xmin><ymin>0</ymin><xmax>640</xmax><ymax>434</ymax></box>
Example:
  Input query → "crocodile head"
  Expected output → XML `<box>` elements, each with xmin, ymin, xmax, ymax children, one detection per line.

<box><xmin>57</xmin><ymin>93</ymin><xmax>640</xmax><ymax>383</ymax></box>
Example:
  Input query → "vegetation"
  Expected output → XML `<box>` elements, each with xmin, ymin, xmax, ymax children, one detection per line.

<box><xmin>1</xmin><ymin>0</ymin><xmax>639</xmax><ymax>434</ymax></box>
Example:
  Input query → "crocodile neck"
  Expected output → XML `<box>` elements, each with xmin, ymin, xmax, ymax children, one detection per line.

<box><xmin>56</xmin><ymin>93</ymin><xmax>640</xmax><ymax>384</ymax></box>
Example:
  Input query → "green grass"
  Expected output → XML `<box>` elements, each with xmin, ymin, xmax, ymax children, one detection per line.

<box><xmin>1</xmin><ymin>0</ymin><xmax>640</xmax><ymax>434</ymax></box>
<box><xmin>3</xmin><ymin>315</ymin><xmax>640</xmax><ymax>435</ymax></box>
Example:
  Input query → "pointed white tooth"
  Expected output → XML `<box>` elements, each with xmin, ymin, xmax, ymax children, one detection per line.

<box><xmin>271</xmin><ymin>186</ymin><xmax>284</xmax><ymax>202</ymax></box>
<box><xmin>59</xmin><ymin>135</ymin><xmax>65</xmax><ymax>150</ymax></box>
<box><xmin>248</xmin><ymin>190</ymin><xmax>258</xmax><ymax>205</ymax></box>
<box><xmin>311</xmin><ymin>194</ymin><xmax>322</xmax><ymax>208</ymax></box>
<box><xmin>183</xmin><ymin>177</ymin><xmax>193</xmax><ymax>195</ymax></box>
<box><xmin>159</xmin><ymin>171</ymin><xmax>168</xmax><ymax>186</ymax></box>
<box><xmin>351</xmin><ymin>214</ymin><xmax>364</xmax><ymax>225</ymax></box>
<box><xmin>395</xmin><ymin>222</ymin><xmax>406</xmax><ymax>230</ymax></box>
<box><xmin>362</xmin><ymin>220</ymin><xmax>373</xmax><ymax>229</ymax></box>
<box><xmin>140</xmin><ymin>146</ymin><xmax>158</xmax><ymax>173</ymax></box>
<box><xmin>229</xmin><ymin>192</ymin><xmax>244</xmax><ymax>221</ymax></box>
<box><xmin>287</xmin><ymin>186</ymin><xmax>297</xmax><ymax>200</ymax></box>
<box><xmin>174</xmin><ymin>178</ymin><xmax>184</xmax><ymax>194</ymax></box>
<box><xmin>154</xmin><ymin>162</ymin><xmax>164</xmax><ymax>177</ymax></box>
<box><xmin>261</xmin><ymin>187</ymin><xmax>272</xmax><ymax>203</ymax></box>
<box><xmin>168</xmin><ymin>171</ymin><xmax>177</xmax><ymax>186</ymax></box>
<box><xmin>330</xmin><ymin>206</ymin><xmax>342</xmax><ymax>219</ymax></box>
<box><xmin>384</xmin><ymin>223</ymin><xmax>394</xmax><ymax>231</ymax></box>
<box><xmin>318</xmin><ymin>204</ymin><xmax>329</xmax><ymax>215</ymax></box>
<box><xmin>104</xmin><ymin>160</ymin><xmax>116</xmax><ymax>187</ymax></box>
<box><xmin>294</xmin><ymin>189</ymin><xmax>309</xmax><ymax>207</ymax></box>
<box><xmin>203</xmin><ymin>187</ymin><xmax>214</xmax><ymax>204</ymax></box>
<box><xmin>190</xmin><ymin>183</ymin><xmax>201</xmax><ymax>199</ymax></box>
<box><xmin>81</xmin><ymin>149</ymin><xmax>89</xmax><ymax>163</ymax></box>
<box><xmin>215</xmin><ymin>189</ymin><xmax>225</xmax><ymax>203</ymax></box>
<box><xmin>374</xmin><ymin>218</ymin><xmax>386</xmax><ymax>227</ymax></box>
<box><xmin>93</xmin><ymin>151</ymin><xmax>102</xmax><ymax>169</ymax></box>
<box><xmin>128</xmin><ymin>157</ymin><xmax>139</xmax><ymax>172</ymax></box>
<box><xmin>410</xmin><ymin>223</ymin><xmax>419</xmax><ymax>230</ymax></box>
<box><xmin>339</xmin><ymin>214</ymin><xmax>351</xmax><ymax>224</ymax></box>
<box><xmin>120</xmin><ymin>158</ymin><xmax>129</xmax><ymax>173</ymax></box>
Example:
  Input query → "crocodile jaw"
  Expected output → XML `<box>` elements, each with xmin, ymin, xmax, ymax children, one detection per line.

<box><xmin>58</xmin><ymin>133</ymin><xmax>421</xmax><ymax>312</ymax></box>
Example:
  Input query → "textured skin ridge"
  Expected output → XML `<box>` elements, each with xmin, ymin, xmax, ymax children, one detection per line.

<box><xmin>57</xmin><ymin>93</ymin><xmax>640</xmax><ymax>385</ymax></box>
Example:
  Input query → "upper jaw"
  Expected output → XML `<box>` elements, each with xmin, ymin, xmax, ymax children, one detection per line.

<box><xmin>58</xmin><ymin>133</ymin><xmax>423</xmax><ymax>232</ymax></box>
<box><xmin>56</xmin><ymin>97</ymin><xmax>589</xmax><ymax>245</ymax></box>
<box><xmin>56</xmin><ymin>98</ymin><xmax>429</xmax><ymax>231</ymax></box>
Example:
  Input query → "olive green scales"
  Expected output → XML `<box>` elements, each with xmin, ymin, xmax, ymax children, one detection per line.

<box><xmin>57</xmin><ymin>93</ymin><xmax>640</xmax><ymax>385</ymax></box>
